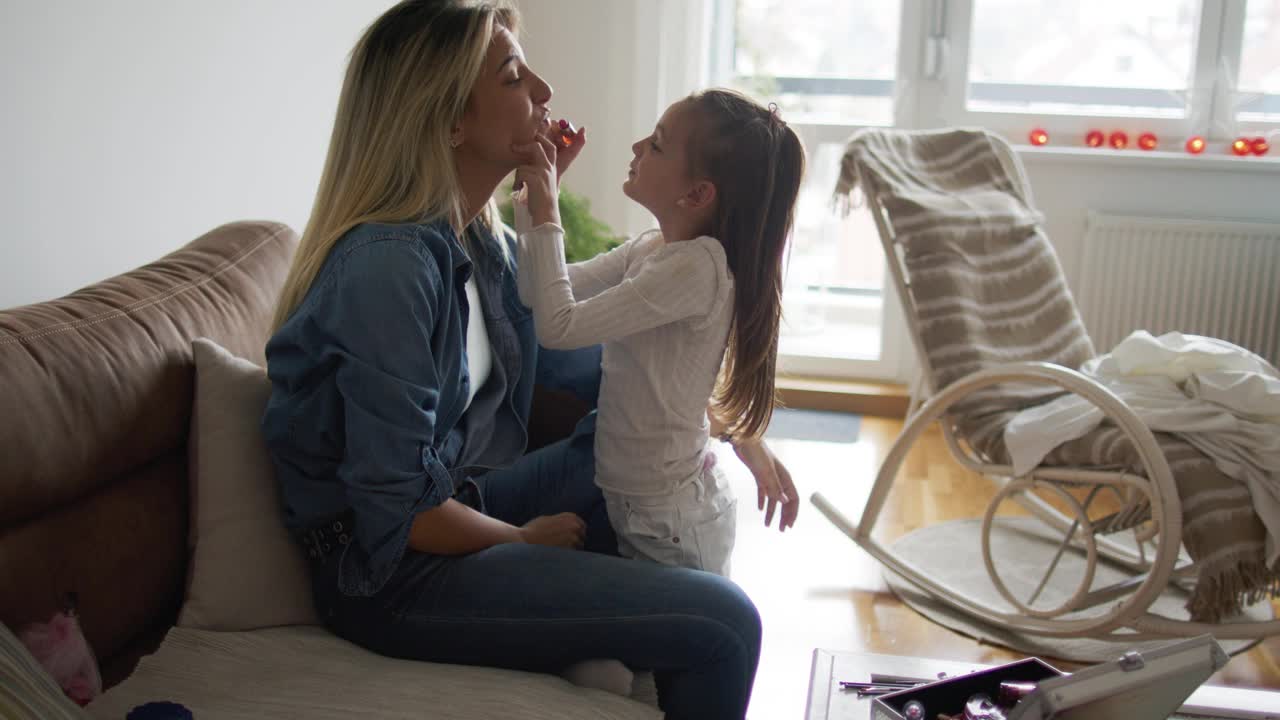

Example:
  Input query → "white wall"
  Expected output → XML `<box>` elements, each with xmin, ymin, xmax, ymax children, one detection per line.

<box><xmin>1</xmin><ymin>1</ymin><xmax>396</xmax><ymax>309</ymax></box>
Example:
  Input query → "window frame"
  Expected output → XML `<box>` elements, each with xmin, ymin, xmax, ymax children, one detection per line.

<box><xmin>1224</xmin><ymin>0</ymin><xmax>1280</xmax><ymax>131</ymax></box>
<box><xmin>709</xmin><ymin>1</ymin><xmax>929</xmax><ymax>381</ymax></box>
<box><xmin>717</xmin><ymin>0</ymin><xmax>1278</xmax><ymax>142</ymax></box>
<box><xmin>930</xmin><ymin>0</ymin><xmax>1277</xmax><ymax>142</ymax></box>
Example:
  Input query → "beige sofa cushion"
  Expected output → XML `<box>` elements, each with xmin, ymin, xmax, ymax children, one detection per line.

<box><xmin>179</xmin><ymin>338</ymin><xmax>319</xmax><ymax>630</ymax></box>
<box><xmin>87</xmin><ymin>626</ymin><xmax>661</xmax><ymax>720</ymax></box>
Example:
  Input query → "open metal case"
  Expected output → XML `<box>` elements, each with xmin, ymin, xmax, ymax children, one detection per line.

<box><xmin>873</xmin><ymin>635</ymin><xmax>1228</xmax><ymax>720</ymax></box>
<box><xmin>1010</xmin><ymin>635</ymin><xmax>1228</xmax><ymax>720</ymax></box>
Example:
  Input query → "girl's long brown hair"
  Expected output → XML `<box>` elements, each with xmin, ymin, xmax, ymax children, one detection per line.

<box><xmin>686</xmin><ymin>89</ymin><xmax>805</xmax><ymax>441</ymax></box>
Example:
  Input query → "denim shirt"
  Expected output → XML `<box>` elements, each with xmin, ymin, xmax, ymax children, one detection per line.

<box><xmin>262</xmin><ymin>218</ymin><xmax>599</xmax><ymax>598</ymax></box>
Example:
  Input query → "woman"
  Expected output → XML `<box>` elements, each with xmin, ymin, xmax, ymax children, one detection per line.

<box><xmin>261</xmin><ymin>3</ymin><xmax>797</xmax><ymax>719</ymax></box>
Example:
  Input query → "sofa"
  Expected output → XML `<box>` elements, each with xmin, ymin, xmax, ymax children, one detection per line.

<box><xmin>0</xmin><ymin>221</ymin><xmax>660</xmax><ymax>719</ymax></box>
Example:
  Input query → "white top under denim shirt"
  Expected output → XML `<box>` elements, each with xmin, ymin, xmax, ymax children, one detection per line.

<box><xmin>515</xmin><ymin>212</ymin><xmax>734</xmax><ymax>498</ymax></box>
<box><xmin>462</xmin><ymin>276</ymin><xmax>492</xmax><ymax>409</ymax></box>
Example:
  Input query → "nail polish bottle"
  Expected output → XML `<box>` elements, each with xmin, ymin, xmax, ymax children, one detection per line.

<box><xmin>558</xmin><ymin>119</ymin><xmax>576</xmax><ymax>147</ymax></box>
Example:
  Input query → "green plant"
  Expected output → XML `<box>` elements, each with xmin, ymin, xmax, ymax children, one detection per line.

<box><xmin>497</xmin><ymin>182</ymin><xmax>622</xmax><ymax>263</ymax></box>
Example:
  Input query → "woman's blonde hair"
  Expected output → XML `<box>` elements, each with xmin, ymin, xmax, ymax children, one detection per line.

<box><xmin>271</xmin><ymin>0</ymin><xmax>518</xmax><ymax>331</ymax></box>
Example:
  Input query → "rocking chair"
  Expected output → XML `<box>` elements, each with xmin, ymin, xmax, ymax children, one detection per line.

<box><xmin>810</xmin><ymin>127</ymin><xmax>1280</xmax><ymax>641</ymax></box>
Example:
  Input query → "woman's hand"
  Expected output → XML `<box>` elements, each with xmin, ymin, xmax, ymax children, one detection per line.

<box><xmin>733</xmin><ymin>438</ymin><xmax>799</xmax><ymax>532</ymax></box>
<box><xmin>512</xmin><ymin>133</ymin><xmax>561</xmax><ymax>227</ymax></box>
<box><xmin>519</xmin><ymin>512</ymin><xmax>586</xmax><ymax>549</ymax></box>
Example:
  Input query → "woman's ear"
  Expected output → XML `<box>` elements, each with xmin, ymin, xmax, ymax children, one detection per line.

<box><xmin>680</xmin><ymin>181</ymin><xmax>717</xmax><ymax>210</ymax></box>
<box><xmin>450</xmin><ymin>126</ymin><xmax>465</xmax><ymax>149</ymax></box>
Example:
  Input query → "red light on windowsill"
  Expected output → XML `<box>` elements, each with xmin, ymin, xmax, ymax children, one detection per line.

<box><xmin>1232</xmin><ymin>138</ymin><xmax>1252</xmax><ymax>156</ymax></box>
<box><xmin>1029</xmin><ymin>128</ymin><xmax>1049</xmax><ymax>146</ymax></box>
<box><xmin>1109</xmin><ymin>131</ymin><xmax>1129</xmax><ymax>150</ymax></box>
<box><xmin>1137</xmin><ymin>132</ymin><xmax>1158</xmax><ymax>151</ymax></box>
<box><xmin>1185</xmin><ymin>136</ymin><xmax>1206</xmax><ymax>154</ymax></box>
<box><xmin>1085</xmin><ymin>130</ymin><xmax>1105</xmax><ymax>148</ymax></box>
<box><xmin>1252</xmin><ymin>137</ymin><xmax>1270</xmax><ymax>156</ymax></box>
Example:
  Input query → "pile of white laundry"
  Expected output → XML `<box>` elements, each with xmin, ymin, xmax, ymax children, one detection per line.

<box><xmin>1004</xmin><ymin>331</ymin><xmax>1280</xmax><ymax>563</ymax></box>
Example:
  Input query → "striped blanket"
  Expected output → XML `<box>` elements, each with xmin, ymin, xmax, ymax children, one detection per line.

<box><xmin>834</xmin><ymin>127</ymin><xmax>1276</xmax><ymax>623</ymax></box>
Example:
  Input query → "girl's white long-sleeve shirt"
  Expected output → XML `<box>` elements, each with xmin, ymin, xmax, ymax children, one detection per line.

<box><xmin>515</xmin><ymin>215</ymin><xmax>734</xmax><ymax>497</ymax></box>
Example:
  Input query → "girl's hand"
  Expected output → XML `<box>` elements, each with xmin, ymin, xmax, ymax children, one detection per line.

<box><xmin>512</xmin><ymin>134</ymin><xmax>561</xmax><ymax>227</ymax></box>
<box><xmin>548</xmin><ymin>119</ymin><xmax>586</xmax><ymax>181</ymax></box>
<box><xmin>732</xmin><ymin>438</ymin><xmax>799</xmax><ymax>531</ymax></box>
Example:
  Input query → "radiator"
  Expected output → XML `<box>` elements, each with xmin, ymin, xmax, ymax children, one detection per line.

<box><xmin>1076</xmin><ymin>212</ymin><xmax>1280</xmax><ymax>364</ymax></box>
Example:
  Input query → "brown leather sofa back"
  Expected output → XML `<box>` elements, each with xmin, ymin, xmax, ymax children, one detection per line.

<box><xmin>0</xmin><ymin>221</ymin><xmax>297</xmax><ymax>684</ymax></box>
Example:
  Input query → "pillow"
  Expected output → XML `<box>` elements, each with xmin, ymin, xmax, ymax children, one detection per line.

<box><xmin>0</xmin><ymin>622</ymin><xmax>88</xmax><ymax>719</ymax></box>
<box><xmin>178</xmin><ymin>338</ymin><xmax>319</xmax><ymax>629</ymax></box>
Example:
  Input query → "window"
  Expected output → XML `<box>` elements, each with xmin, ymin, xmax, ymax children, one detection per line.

<box><xmin>778</xmin><ymin>144</ymin><xmax>889</xmax><ymax>366</ymax></box>
<box><xmin>731</xmin><ymin>0</ymin><xmax>900</xmax><ymax>126</ymax></box>
<box><xmin>967</xmin><ymin>0</ymin><xmax>1199</xmax><ymax>119</ymax></box>
<box><xmin>711</xmin><ymin>0</ymin><xmax>1277</xmax><ymax>382</ymax></box>
<box><xmin>720</xmin><ymin>0</ymin><xmax>907</xmax><ymax>377</ymax></box>
<box><xmin>718</xmin><ymin>0</ymin><xmax>1280</xmax><ymax>147</ymax></box>
<box><xmin>941</xmin><ymin>0</ymin><xmax>1280</xmax><ymax>140</ymax></box>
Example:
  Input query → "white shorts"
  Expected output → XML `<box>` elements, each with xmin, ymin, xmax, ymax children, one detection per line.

<box><xmin>603</xmin><ymin>453</ymin><xmax>738</xmax><ymax>577</ymax></box>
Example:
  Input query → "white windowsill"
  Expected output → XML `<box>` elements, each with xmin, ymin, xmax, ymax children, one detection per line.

<box><xmin>1014</xmin><ymin>144</ymin><xmax>1280</xmax><ymax>173</ymax></box>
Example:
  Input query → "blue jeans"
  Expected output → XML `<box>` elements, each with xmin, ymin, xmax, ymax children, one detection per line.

<box><xmin>310</xmin><ymin>415</ymin><xmax>762</xmax><ymax>720</ymax></box>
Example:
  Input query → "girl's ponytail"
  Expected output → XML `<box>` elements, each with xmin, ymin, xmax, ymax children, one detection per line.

<box><xmin>686</xmin><ymin>90</ymin><xmax>806</xmax><ymax>440</ymax></box>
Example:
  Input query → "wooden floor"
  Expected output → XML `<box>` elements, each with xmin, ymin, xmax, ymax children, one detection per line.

<box><xmin>719</xmin><ymin>416</ymin><xmax>1280</xmax><ymax>719</ymax></box>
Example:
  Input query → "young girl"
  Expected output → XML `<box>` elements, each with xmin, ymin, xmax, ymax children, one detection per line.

<box><xmin>513</xmin><ymin>88</ymin><xmax>805</xmax><ymax>576</ymax></box>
